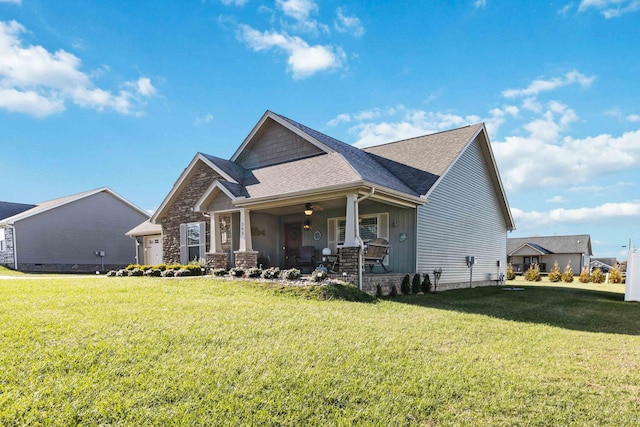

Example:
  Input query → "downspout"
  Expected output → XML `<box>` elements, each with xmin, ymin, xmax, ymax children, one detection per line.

<box><xmin>355</xmin><ymin>188</ymin><xmax>375</xmax><ymax>290</ymax></box>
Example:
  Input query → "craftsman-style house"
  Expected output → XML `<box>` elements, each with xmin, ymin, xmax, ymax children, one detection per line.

<box><xmin>135</xmin><ymin>110</ymin><xmax>515</xmax><ymax>292</ymax></box>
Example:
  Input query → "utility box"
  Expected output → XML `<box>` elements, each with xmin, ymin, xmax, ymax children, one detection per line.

<box><xmin>466</xmin><ymin>256</ymin><xmax>475</xmax><ymax>266</ymax></box>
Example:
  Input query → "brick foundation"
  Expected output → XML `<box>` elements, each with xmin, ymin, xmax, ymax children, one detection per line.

<box><xmin>234</xmin><ymin>251</ymin><xmax>258</xmax><ymax>269</ymax></box>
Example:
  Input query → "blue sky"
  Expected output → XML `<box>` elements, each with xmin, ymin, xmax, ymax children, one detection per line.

<box><xmin>1</xmin><ymin>0</ymin><xmax>639</xmax><ymax>259</ymax></box>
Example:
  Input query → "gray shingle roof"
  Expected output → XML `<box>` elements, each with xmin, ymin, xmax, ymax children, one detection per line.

<box><xmin>507</xmin><ymin>235</ymin><xmax>592</xmax><ymax>256</ymax></box>
<box><xmin>0</xmin><ymin>201</ymin><xmax>36</xmax><ymax>221</ymax></box>
<box><xmin>274</xmin><ymin>112</ymin><xmax>419</xmax><ymax>196</ymax></box>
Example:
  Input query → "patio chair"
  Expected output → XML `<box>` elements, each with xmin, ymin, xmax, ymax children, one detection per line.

<box><xmin>364</xmin><ymin>238</ymin><xmax>390</xmax><ymax>272</ymax></box>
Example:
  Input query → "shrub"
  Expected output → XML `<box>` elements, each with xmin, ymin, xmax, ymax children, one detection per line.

<box><xmin>609</xmin><ymin>264</ymin><xmax>623</xmax><ymax>284</ymax></box>
<box><xmin>212</xmin><ymin>268</ymin><xmax>227</xmax><ymax>277</ymax></box>
<box><xmin>106</xmin><ymin>270</ymin><xmax>117</xmax><ymax>277</ymax></box>
<box><xmin>144</xmin><ymin>268</ymin><xmax>162</xmax><ymax>277</ymax></box>
<box><xmin>506</xmin><ymin>262</ymin><xmax>516</xmax><ymax>280</ymax></box>
<box><xmin>590</xmin><ymin>268</ymin><xmax>606</xmax><ymax>284</ymax></box>
<box><xmin>375</xmin><ymin>284</ymin><xmax>383</xmax><ymax>298</ymax></box>
<box><xmin>524</xmin><ymin>264</ymin><xmax>541</xmax><ymax>282</ymax></box>
<box><xmin>129</xmin><ymin>268</ymin><xmax>144</xmax><ymax>277</ymax></box>
<box><xmin>310</xmin><ymin>269</ymin><xmax>328</xmax><ymax>283</ymax></box>
<box><xmin>246</xmin><ymin>267</ymin><xmax>262</xmax><ymax>278</ymax></box>
<box><xmin>161</xmin><ymin>269</ymin><xmax>175</xmax><ymax>277</ymax></box>
<box><xmin>184</xmin><ymin>264</ymin><xmax>203</xmax><ymax>276</ymax></box>
<box><xmin>387</xmin><ymin>283</ymin><xmax>398</xmax><ymax>297</ymax></box>
<box><xmin>261</xmin><ymin>267</ymin><xmax>281</xmax><ymax>280</ymax></box>
<box><xmin>152</xmin><ymin>264</ymin><xmax>167</xmax><ymax>271</ymax></box>
<box><xmin>411</xmin><ymin>274</ymin><xmax>421</xmax><ymax>294</ymax></box>
<box><xmin>229</xmin><ymin>267</ymin><xmax>245</xmax><ymax>278</ymax></box>
<box><xmin>281</xmin><ymin>268</ymin><xmax>301</xmax><ymax>281</ymax></box>
<box><xmin>578</xmin><ymin>267</ymin><xmax>590</xmax><ymax>283</ymax></box>
<box><xmin>125</xmin><ymin>264</ymin><xmax>141</xmax><ymax>271</ymax></box>
<box><xmin>174</xmin><ymin>268</ymin><xmax>191</xmax><ymax>277</ymax></box>
<box><xmin>116</xmin><ymin>269</ymin><xmax>130</xmax><ymax>277</ymax></box>
<box><xmin>421</xmin><ymin>273</ymin><xmax>431</xmax><ymax>294</ymax></box>
<box><xmin>562</xmin><ymin>263</ymin><xmax>574</xmax><ymax>283</ymax></box>
<box><xmin>548</xmin><ymin>260</ymin><xmax>562</xmax><ymax>282</ymax></box>
<box><xmin>400</xmin><ymin>274</ymin><xmax>411</xmax><ymax>295</ymax></box>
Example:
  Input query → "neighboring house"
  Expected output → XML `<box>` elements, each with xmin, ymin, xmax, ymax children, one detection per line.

<box><xmin>0</xmin><ymin>188</ymin><xmax>149</xmax><ymax>273</ymax></box>
<box><xmin>507</xmin><ymin>234</ymin><xmax>592</xmax><ymax>275</ymax></box>
<box><xmin>125</xmin><ymin>220</ymin><xmax>163</xmax><ymax>265</ymax></box>
<box><xmin>590</xmin><ymin>257</ymin><xmax>619</xmax><ymax>273</ymax></box>
<box><xmin>131</xmin><ymin>110</ymin><xmax>514</xmax><ymax>292</ymax></box>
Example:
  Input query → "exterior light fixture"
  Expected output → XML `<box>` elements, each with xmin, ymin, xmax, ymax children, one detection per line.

<box><xmin>303</xmin><ymin>219</ymin><xmax>311</xmax><ymax>230</ymax></box>
<box><xmin>304</xmin><ymin>203</ymin><xmax>313</xmax><ymax>216</ymax></box>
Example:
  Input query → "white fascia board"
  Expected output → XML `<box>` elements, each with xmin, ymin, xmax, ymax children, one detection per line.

<box><xmin>193</xmin><ymin>180</ymin><xmax>239</xmax><ymax>212</ymax></box>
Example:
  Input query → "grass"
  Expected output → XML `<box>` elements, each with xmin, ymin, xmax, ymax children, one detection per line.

<box><xmin>1</xmin><ymin>275</ymin><xmax>639</xmax><ymax>426</ymax></box>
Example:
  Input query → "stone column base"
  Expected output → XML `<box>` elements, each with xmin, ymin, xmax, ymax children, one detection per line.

<box><xmin>339</xmin><ymin>246</ymin><xmax>362</xmax><ymax>276</ymax></box>
<box><xmin>234</xmin><ymin>251</ymin><xmax>258</xmax><ymax>269</ymax></box>
<box><xmin>206</xmin><ymin>252</ymin><xmax>229</xmax><ymax>270</ymax></box>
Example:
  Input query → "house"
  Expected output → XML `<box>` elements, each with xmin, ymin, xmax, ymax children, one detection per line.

<box><xmin>507</xmin><ymin>234</ymin><xmax>592</xmax><ymax>275</ymax></box>
<box><xmin>0</xmin><ymin>188</ymin><xmax>150</xmax><ymax>273</ymax></box>
<box><xmin>134</xmin><ymin>110</ymin><xmax>514</xmax><ymax>292</ymax></box>
<box><xmin>590</xmin><ymin>257</ymin><xmax>619</xmax><ymax>273</ymax></box>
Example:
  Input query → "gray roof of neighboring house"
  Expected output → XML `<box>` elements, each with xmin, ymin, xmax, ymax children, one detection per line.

<box><xmin>507</xmin><ymin>235</ymin><xmax>592</xmax><ymax>256</ymax></box>
<box><xmin>0</xmin><ymin>201</ymin><xmax>36</xmax><ymax>221</ymax></box>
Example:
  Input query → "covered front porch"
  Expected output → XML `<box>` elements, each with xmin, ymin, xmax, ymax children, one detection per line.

<box><xmin>196</xmin><ymin>185</ymin><xmax>420</xmax><ymax>285</ymax></box>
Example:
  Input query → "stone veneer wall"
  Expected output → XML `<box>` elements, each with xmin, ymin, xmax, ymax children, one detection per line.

<box><xmin>207</xmin><ymin>252</ymin><xmax>229</xmax><ymax>270</ymax></box>
<box><xmin>338</xmin><ymin>246</ymin><xmax>361</xmax><ymax>276</ymax></box>
<box><xmin>160</xmin><ymin>163</ymin><xmax>219</xmax><ymax>264</ymax></box>
<box><xmin>234</xmin><ymin>251</ymin><xmax>258</xmax><ymax>269</ymax></box>
<box><xmin>0</xmin><ymin>227</ymin><xmax>15</xmax><ymax>267</ymax></box>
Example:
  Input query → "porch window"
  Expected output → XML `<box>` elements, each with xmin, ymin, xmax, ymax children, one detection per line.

<box><xmin>327</xmin><ymin>213</ymin><xmax>389</xmax><ymax>253</ymax></box>
<box><xmin>180</xmin><ymin>222</ymin><xmax>206</xmax><ymax>264</ymax></box>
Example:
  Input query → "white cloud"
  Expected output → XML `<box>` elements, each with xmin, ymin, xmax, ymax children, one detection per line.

<box><xmin>493</xmin><ymin>125</ymin><xmax>640</xmax><ymax>192</ymax></box>
<box><xmin>628</xmin><ymin>114</ymin><xmax>640</xmax><ymax>122</ymax></box>
<box><xmin>502</xmin><ymin>70</ymin><xmax>595</xmax><ymax>99</ymax></box>
<box><xmin>578</xmin><ymin>0</ymin><xmax>640</xmax><ymax>17</ymax></box>
<box><xmin>558</xmin><ymin>3</ymin><xmax>574</xmax><ymax>15</ymax></box>
<box><xmin>512</xmin><ymin>201</ymin><xmax>640</xmax><ymax>227</ymax></box>
<box><xmin>334</xmin><ymin>7</ymin><xmax>365</xmax><ymax>37</ymax></box>
<box><xmin>194</xmin><ymin>113</ymin><xmax>214</xmax><ymax>125</ymax></box>
<box><xmin>0</xmin><ymin>0</ymin><xmax>21</xmax><ymax>3</ymax></box>
<box><xmin>0</xmin><ymin>20</ymin><xmax>156</xmax><ymax>117</ymax></box>
<box><xmin>546</xmin><ymin>195</ymin><xmax>567</xmax><ymax>203</ymax></box>
<box><xmin>238</xmin><ymin>24</ymin><xmax>344</xmax><ymax>79</ymax></box>
<box><xmin>569</xmin><ymin>181</ymin><xmax>633</xmax><ymax>193</ymax></box>
<box><xmin>474</xmin><ymin>0</ymin><xmax>487</xmax><ymax>8</ymax></box>
<box><xmin>277</xmin><ymin>0</ymin><xmax>317</xmax><ymax>22</ymax></box>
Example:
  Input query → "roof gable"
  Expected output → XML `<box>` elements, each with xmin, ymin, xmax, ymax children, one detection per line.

<box><xmin>231</xmin><ymin>111</ymin><xmax>330</xmax><ymax>169</ymax></box>
<box><xmin>0</xmin><ymin>188</ymin><xmax>149</xmax><ymax>225</ymax></box>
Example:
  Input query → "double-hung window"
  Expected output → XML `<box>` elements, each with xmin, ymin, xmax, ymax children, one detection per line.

<box><xmin>327</xmin><ymin>212</ymin><xmax>389</xmax><ymax>254</ymax></box>
<box><xmin>180</xmin><ymin>222</ymin><xmax>206</xmax><ymax>264</ymax></box>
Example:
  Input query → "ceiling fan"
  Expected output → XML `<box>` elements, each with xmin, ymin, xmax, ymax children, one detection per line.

<box><xmin>304</xmin><ymin>203</ymin><xmax>323</xmax><ymax>215</ymax></box>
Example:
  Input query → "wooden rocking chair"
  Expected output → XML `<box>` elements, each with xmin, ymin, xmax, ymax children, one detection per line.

<box><xmin>363</xmin><ymin>238</ymin><xmax>390</xmax><ymax>272</ymax></box>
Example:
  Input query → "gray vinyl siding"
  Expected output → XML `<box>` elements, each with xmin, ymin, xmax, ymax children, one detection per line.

<box><xmin>14</xmin><ymin>191</ymin><xmax>148</xmax><ymax>266</ymax></box>
<box><xmin>235</xmin><ymin>120</ymin><xmax>324</xmax><ymax>169</ymax></box>
<box><xmin>416</xmin><ymin>137</ymin><xmax>508</xmax><ymax>289</ymax></box>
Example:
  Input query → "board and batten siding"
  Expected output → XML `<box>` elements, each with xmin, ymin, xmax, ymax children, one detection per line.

<box><xmin>416</xmin><ymin>136</ymin><xmax>508</xmax><ymax>290</ymax></box>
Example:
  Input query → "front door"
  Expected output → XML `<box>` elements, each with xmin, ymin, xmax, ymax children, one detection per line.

<box><xmin>284</xmin><ymin>222</ymin><xmax>301</xmax><ymax>268</ymax></box>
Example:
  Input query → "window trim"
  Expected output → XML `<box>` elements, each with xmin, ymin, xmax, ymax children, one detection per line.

<box><xmin>180</xmin><ymin>221</ymin><xmax>206</xmax><ymax>264</ymax></box>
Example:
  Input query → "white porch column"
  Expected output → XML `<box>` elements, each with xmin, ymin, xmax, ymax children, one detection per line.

<box><xmin>211</xmin><ymin>213</ymin><xmax>222</xmax><ymax>253</ymax></box>
<box><xmin>239</xmin><ymin>208</ymin><xmax>253</xmax><ymax>251</ymax></box>
<box><xmin>343</xmin><ymin>194</ymin><xmax>359</xmax><ymax>246</ymax></box>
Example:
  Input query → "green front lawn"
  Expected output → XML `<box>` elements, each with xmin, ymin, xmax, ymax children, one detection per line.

<box><xmin>1</xmin><ymin>276</ymin><xmax>639</xmax><ymax>426</ymax></box>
